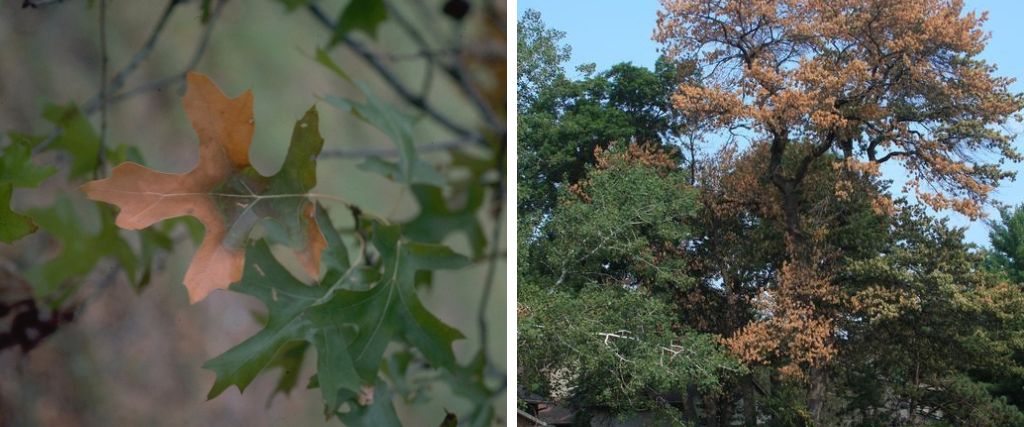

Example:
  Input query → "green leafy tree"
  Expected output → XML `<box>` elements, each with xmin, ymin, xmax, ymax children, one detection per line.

<box><xmin>836</xmin><ymin>204</ymin><xmax>1024</xmax><ymax>426</ymax></box>
<box><xmin>988</xmin><ymin>204</ymin><xmax>1024</xmax><ymax>283</ymax></box>
<box><xmin>517</xmin><ymin>9</ymin><xmax>571</xmax><ymax>112</ymax></box>
<box><xmin>519</xmin><ymin>56</ymin><xmax>697</xmax><ymax>218</ymax></box>
<box><xmin>519</xmin><ymin>146</ymin><xmax>744</xmax><ymax>422</ymax></box>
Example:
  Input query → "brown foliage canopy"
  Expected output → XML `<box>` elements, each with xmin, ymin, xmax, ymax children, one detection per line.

<box><xmin>655</xmin><ymin>0</ymin><xmax>1023</xmax><ymax>219</ymax></box>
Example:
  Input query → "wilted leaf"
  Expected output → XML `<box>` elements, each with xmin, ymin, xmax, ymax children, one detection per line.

<box><xmin>81</xmin><ymin>72</ymin><xmax>327</xmax><ymax>303</ymax></box>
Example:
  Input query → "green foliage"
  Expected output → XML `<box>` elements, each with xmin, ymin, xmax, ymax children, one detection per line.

<box><xmin>519</xmin><ymin>281</ymin><xmax>743</xmax><ymax>419</ymax></box>
<box><xmin>520</xmin><ymin>156</ymin><xmax>743</xmax><ymax>419</ymax></box>
<box><xmin>332</xmin><ymin>0</ymin><xmax>388</xmax><ymax>44</ymax></box>
<box><xmin>988</xmin><ymin>204</ymin><xmax>1024</xmax><ymax>283</ymax></box>
<box><xmin>26</xmin><ymin>198</ymin><xmax>137</xmax><ymax>303</ymax></box>
<box><xmin>518</xmin><ymin>48</ymin><xmax>695</xmax><ymax>215</ymax></box>
<box><xmin>324</xmin><ymin>82</ymin><xmax>445</xmax><ymax>186</ymax></box>
<box><xmin>1</xmin><ymin>133</ymin><xmax>56</xmax><ymax>188</ymax></box>
<box><xmin>204</xmin><ymin>215</ymin><xmax>485</xmax><ymax>420</ymax></box>
<box><xmin>404</xmin><ymin>184</ymin><xmax>487</xmax><ymax>259</ymax></box>
<box><xmin>516</xmin><ymin>9</ymin><xmax>571</xmax><ymax>111</ymax></box>
<box><xmin>0</xmin><ymin>183</ymin><xmax>36</xmax><ymax>243</ymax></box>
<box><xmin>534</xmin><ymin>156</ymin><xmax>694</xmax><ymax>292</ymax></box>
<box><xmin>43</xmin><ymin>103</ymin><xmax>101</xmax><ymax>179</ymax></box>
<box><xmin>2</xmin><ymin>102</ymin><xmax>179</xmax><ymax>303</ymax></box>
<box><xmin>836</xmin><ymin>204</ymin><xmax>1024</xmax><ymax>425</ymax></box>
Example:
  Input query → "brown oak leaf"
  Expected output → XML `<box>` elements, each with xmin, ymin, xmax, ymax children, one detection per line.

<box><xmin>81</xmin><ymin>72</ymin><xmax>326</xmax><ymax>303</ymax></box>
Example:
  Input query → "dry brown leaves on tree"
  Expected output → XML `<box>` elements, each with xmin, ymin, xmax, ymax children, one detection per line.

<box><xmin>81</xmin><ymin>72</ymin><xmax>327</xmax><ymax>303</ymax></box>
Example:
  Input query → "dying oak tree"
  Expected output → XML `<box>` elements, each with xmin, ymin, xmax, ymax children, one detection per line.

<box><xmin>655</xmin><ymin>0</ymin><xmax>1023</xmax><ymax>228</ymax></box>
<box><xmin>655</xmin><ymin>0</ymin><xmax>1024</xmax><ymax>421</ymax></box>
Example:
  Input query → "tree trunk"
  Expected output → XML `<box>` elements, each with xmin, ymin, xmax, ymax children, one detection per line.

<box><xmin>684</xmin><ymin>384</ymin><xmax>699</xmax><ymax>423</ymax></box>
<box><xmin>743</xmin><ymin>379</ymin><xmax>756</xmax><ymax>426</ymax></box>
<box><xmin>807</xmin><ymin>365</ymin><xmax>827</xmax><ymax>425</ymax></box>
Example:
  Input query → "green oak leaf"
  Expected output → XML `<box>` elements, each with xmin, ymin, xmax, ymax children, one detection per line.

<box><xmin>324</xmin><ymin>82</ymin><xmax>443</xmax><ymax>186</ymax></box>
<box><xmin>316</xmin><ymin>205</ymin><xmax>352</xmax><ymax>286</ymax></box>
<box><xmin>26</xmin><ymin>197</ymin><xmax>137</xmax><ymax>301</ymax></box>
<box><xmin>404</xmin><ymin>184</ymin><xmax>487</xmax><ymax>259</ymax></box>
<box><xmin>332</xmin><ymin>0</ymin><xmax>388</xmax><ymax>44</ymax></box>
<box><xmin>336</xmin><ymin>383</ymin><xmax>402</xmax><ymax>427</ymax></box>
<box><xmin>0</xmin><ymin>183</ymin><xmax>37</xmax><ymax>243</ymax></box>
<box><xmin>42</xmin><ymin>103</ymin><xmax>101</xmax><ymax>179</ymax></box>
<box><xmin>441</xmin><ymin>351</ymin><xmax>500</xmax><ymax>427</ymax></box>
<box><xmin>0</xmin><ymin>133</ymin><xmax>59</xmax><ymax>243</ymax></box>
<box><xmin>2</xmin><ymin>132</ymin><xmax>57</xmax><ymax>187</ymax></box>
<box><xmin>264</xmin><ymin>340</ymin><xmax>310</xmax><ymax>405</ymax></box>
<box><xmin>307</xmin><ymin>223</ymin><xmax>469</xmax><ymax>382</ymax></box>
<box><xmin>202</xmin><ymin>239</ymin><xmax>361</xmax><ymax>409</ymax></box>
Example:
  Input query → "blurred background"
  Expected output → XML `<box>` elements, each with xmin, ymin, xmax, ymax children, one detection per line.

<box><xmin>0</xmin><ymin>0</ymin><xmax>506</xmax><ymax>425</ymax></box>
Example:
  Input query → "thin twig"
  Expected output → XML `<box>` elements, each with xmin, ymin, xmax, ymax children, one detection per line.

<box><xmin>306</xmin><ymin>4</ymin><xmax>486</xmax><ymax>147</ymax></box>
<box><xmin>34</xmin><ymin>0</ymin><xmax>194</xmax><ymax>154</ymax></box>
<box><xmin>476</xmin><ymin>194</ymin><xmax>503</xmax><ymax>360</ymax></box>
<box><xmin>82</xmin><ymin>0</ymin><xmax>183</xmax><ymax>113</ymax></box>
<box><xmin>96</xmin><ymin>0</ymin><xmax>108</xmax><ymax>178</ymax></box>
<box><xmin>318</xmin><ymin>138</ymin><xmax>476</xmax><ymax>158</ymax></box>
<box><xmin>105</xmin><ymin>0</ymin><xmax>226</xmax><ymax>104</ymax></box>
<box><xmin>385</xmin><ymin>1</ymin><xmax>504</xmax><ymax>136</ymax></box>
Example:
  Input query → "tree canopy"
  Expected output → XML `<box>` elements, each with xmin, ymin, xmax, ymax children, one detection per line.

<box><xmin>518</xmin><ymin>3</ymin><xmax>1024</xmax><ymax>426</ymax></box>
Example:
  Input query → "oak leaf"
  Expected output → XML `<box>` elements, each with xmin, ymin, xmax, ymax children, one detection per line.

<box><xmin>81</xmin><ymin>72</ymin><xmax>326</xmax><ymax>303</ymax></box>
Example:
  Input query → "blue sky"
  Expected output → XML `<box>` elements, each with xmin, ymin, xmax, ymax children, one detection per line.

<box><xmin>518</xmin><ymin>0</ymin><xmax>1024</xmax><ymax>246</ymax></box>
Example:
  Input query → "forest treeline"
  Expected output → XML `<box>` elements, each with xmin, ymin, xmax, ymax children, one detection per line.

<box><xmin>517</xmin><ymin>2</ymin><xmax>1024</xmax><ymax>426</ymax></box>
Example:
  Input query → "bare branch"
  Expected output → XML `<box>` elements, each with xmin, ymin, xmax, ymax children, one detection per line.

<box><xmin>104</xmin><ymin>0</ymin><xmax>225</xmax><ymax>104</ymax></box>
<box><xmin>34</xmin><ymin>0</ymin><xmax>208</xmax><ymax>154</ymax></box>
<box><xmin>81</xmin><ymin>0</ymin><xmax>183</xmax><ymax>113</ymax></box>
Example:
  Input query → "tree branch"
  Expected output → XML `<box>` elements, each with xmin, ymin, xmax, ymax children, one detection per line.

<box><xmin>318</xmin><ymin>138</ymin><xmax>477</xmax><ymax>158</ymax></box>
<box><xmin>383</xmin><ymin>1</ymin><xmax>504</xmax><ymax>136</ymax></box>
<box><xmin>81</xmin><ymin>0</ymin><xmax>184</xmax><ymax>113</ymax></box>
<box><xmin>104</xmin><ymin>0</ymin><xmax>225</xmax><ymax>104</ymax></box>
<box><xmin>34</xmin><ymin>0</ymin><xmax>209</xmax><ymax>154</ymax></box>
<box><xmin>306</xmin><ymin>3</ymin><xmax>487</xmax><ymax>147</ymax></box>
